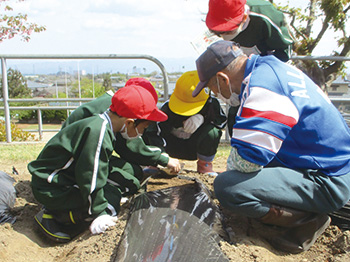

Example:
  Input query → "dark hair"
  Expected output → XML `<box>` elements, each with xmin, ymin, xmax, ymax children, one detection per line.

<box><xmin>109</xmin><ymin>109</ymin><xmax>120</xmax><ymax>117</ymax></box>
<box><xmin>134</xmin><ymin>119</ymin><xmax>148</xmax><ymax>127</ymax></box>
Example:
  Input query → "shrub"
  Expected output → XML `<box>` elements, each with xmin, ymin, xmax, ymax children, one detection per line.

<box><xmin>0</xmin><ymin>120</ymin><xmax>36</xmax><ymax>142</ymax></box>
<box><xmin>16</xmin><ymin>109</ymin><xmax>68</xmax><ymax>123</ymax></box>
<box><xmin>42</xmin><ymin>109</ymin><xmax>67</xmax><ymax>123</ymax></box>
<box><xmin>15</xmin><ymin>110</ymin><xmax>37</xmax><ymax>122</ymax></box>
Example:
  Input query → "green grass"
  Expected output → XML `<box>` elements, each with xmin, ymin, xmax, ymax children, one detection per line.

<box><xmin>0</xmin><ymin>141</ymin><xmax>232</xmax><ymax>162</ymax></box>
<box><xmin>16</xmin><ymin>123</ymin><xmax>62</xmax><ymax>131</ymax></box>
<box><xmin>215</xmin><ymin>142</ymin><xmax>231</xmax><ymax>158</ymax></box>
<box><xmin>0</xmin><ymin>143</ymin><xmax>45</xmax><ymax>161</ymax></box>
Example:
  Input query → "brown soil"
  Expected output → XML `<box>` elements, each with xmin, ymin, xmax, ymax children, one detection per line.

<box><xmin>1</xmin><ymin>152</ymin><xmax>350</xmax><ymax>262</ymax></box>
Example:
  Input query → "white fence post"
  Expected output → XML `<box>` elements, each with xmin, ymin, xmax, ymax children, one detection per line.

<box><xmin>1</xmin><ymin>58</ymin><xmax>11</xmax><ymax>143</ymax></box>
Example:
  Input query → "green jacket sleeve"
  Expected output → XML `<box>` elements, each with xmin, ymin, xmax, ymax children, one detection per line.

<box><xmin>142</xmin><ymin>98</ymin><xmax>227</xmax><ymax>148</ymax></box>
<box><xmin>115</xmin><ymin>133</ymin><xmax>169</xmax><ymax>167</ymax></box>
<box><xmin>142</xmin><ymin>102</ymin><xmax>174</xmax><ymax>152</ymax></box>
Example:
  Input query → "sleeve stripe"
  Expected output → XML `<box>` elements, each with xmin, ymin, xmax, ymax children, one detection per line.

<box><xmin>241</xmin><ymin>108</ymin><xmax>297</xmax><ymax>128</ymax></box>
<box><xmin>148</xmin><ymin>147</ymin><xmax>162</xmax><ymax>152</ymax></box>
<box><xmin>47</xmin><ymin>157</ymin><xmax>74</xmax><ymax>183</ymax></box>
<box><xmin>243</xmin><ymin>86</ymin><xmax>299</xmax><ymax>125</ymax></box>
<box><xmin>232</xmin><ymin>128</ymin><xmax>283</xmax><ymax>153</ymax></box>
<box><xmin>107</xmin><ymin>203</ymin><xmax>117</xmax><ymax>217</ymax></box>
<box><xmin>91</xmin><ymin>120</ymin><xmax>107</xmax><ymax>194</ymax></box>
<box><xmin>88</xmin><ymin>120</ymin><xmax>108</xmax><ymax>215</ymax></box>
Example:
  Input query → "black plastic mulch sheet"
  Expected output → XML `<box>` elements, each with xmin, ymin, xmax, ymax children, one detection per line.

<box><xmin>330</xmin><ymin>201</ymin><xmax>350</xmax><ymax>230</ymax></box>
<box><xmin>114</xmin><ymin>178</ymin><xmax>229</xmax><ymax>262</ymax></box>
<box><xmin>0</xmin><ymin>171</ymin><xmax>17</xmax><ymax>224</ymax></box>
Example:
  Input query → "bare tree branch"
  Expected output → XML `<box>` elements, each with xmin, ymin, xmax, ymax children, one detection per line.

<box><xmin>282</xmin><ymin>0</ymin><xmax>350</xmax><ymax>87</ymax></box>
<box><xmin>305</xmin><ymin>0</ymin><xmax>317</xmax><ymax>36</ymax></box>
<box><xmin>323</xmin><ymin>38</ymin><xmax>350</xmax><ymax>77</ymax></box>
<box><xmin>308</xmin><ymin>17</ymin><xmax>329</xmax><ymax>53</ymax></box>
<box><xmin>285</xmin><ymin>10</ymin><xmax>307</xmax><ymax>40</ymax></box>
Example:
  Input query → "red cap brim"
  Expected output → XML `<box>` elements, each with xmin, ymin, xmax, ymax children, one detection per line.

<box><xmin>144</xmin><ymin>108</ymin><xmax>168</xmax><ymax>122</ymax></box>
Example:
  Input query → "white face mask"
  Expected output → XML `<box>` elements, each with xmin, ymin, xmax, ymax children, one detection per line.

<box><xmin>216</xmin><ymin>76</ymin><xmax>241</xmax><ymax>107</ymax></box>
<box><xmin>120</xmin><ymin>124</ymin><xmax>142</xmax><ymax>140</ymax></box>
<box><xmin>217</xmin><ymin>92</ymin><xmax>230</xmax><ymax>105</ymax></box>
<box><xmin>228</xmin><ymin>91</ymin><xmax>241</xmax><ymax>107</ymax></box>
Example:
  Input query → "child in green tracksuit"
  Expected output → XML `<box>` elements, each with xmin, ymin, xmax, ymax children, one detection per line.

<box><xmin>206</xmin><ymin>0</ymin><xmax>293</xmax><ymax>62</ymax></box>
<box><xmin>206</xmin><ymin>0</ymin><xmax>295</xmax><ymax>138</ymax></box>
<box><xmin>143</xmin><ymin>71</ymin><xmax>227</xmax><ymax>176</ymax></box>
<box><xmin>28</xmin><ymin>84</ymin><xmax>172</xmax><ymax>243</ymax></box>
<box><xmin>61</xmin><ymin>78</ymin><xmax>179</xmax><ymax>170</ymax></box>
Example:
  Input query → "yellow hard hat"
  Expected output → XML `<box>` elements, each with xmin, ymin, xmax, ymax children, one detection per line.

<box><xmin>169</xmin><ymin>70</ymin><xmax>209</xmax><ymax>116</ymax></box>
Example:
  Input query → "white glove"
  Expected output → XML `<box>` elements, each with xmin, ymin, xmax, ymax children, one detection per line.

<box><xmin>171</xmin><ymin>127</ymin><xmax>192</xmax><ymax>139</ymax></box>
<box><xmin>89</xmin><ymin>214</ymin><xmax>118</xmax><ymax>235</ymax></box>
<box><xmin>183</xmin><ymin>114</ymin><xmax>204</xmax><ymax>134</ymax></box>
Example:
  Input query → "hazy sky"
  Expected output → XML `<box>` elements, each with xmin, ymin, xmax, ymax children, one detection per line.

<box><xmin>1</xmin><ymin>0</ymin><xmax>209</xmax><ymax>58</ymax></box>
<box><xmin>0</xmin><ymin>0</ymin><xmax>347</xmax><ymax>74</ymax></box>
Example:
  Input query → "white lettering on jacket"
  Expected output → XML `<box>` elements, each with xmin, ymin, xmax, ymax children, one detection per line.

<box><xmin>287</xmin><ymin>69</ymin><xmax>310</xmax><ymax>99</ymax></box>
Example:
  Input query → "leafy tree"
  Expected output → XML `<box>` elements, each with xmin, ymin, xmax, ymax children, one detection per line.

<box><xmin>0</xmin><ymin>67</ymin><xmax>33</xmax><ymax>120</ymax></box>
<box><xmin>102</xmin><ymin>73</ymin><xmax>112</xmax><ymax>91</ymax></box>
<box><xmin>57</xmin><ymin>91</ymin><xmax>68</xmax><ymax>98</ymax></box>
<box><xmin>276</xmin><ymin>0</ymin><xmax>350</xmax><ymax>90</ymax></box>
<box><xmin>71</xmin><ymin>77</ymin><xmax>105</xmax><ymax>98</ymax></box>
<box><xmin>0</xmin><ymin>67</ymin><xmax>34</xmax><ymax>120</ymax></box>
<box><xmin>0</xmin><ymin>67</ymin><xmax>31</xmax><ymax>98</ymax></box>
<box><xmin>0</xmin><ymin>0</ymin><xmax>46</xmax><ymax>42</ymax></box>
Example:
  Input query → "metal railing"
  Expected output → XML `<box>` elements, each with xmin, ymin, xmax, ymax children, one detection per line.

<box><xmin>0</xmin><ymin>54</ymin><xmax>170</xmax><ymax>143</ymax></box>
<box><xmin>1</xmin><ymin>54</ymin><xmax>350</xmax><ymax>143</ymax></box>
<box><xmin>291</xmin><ymin>56</ymin><xmax>350</xmax><ymax>62</ymax></box>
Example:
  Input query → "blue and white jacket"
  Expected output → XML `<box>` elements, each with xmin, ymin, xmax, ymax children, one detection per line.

<box><xmin>232</xmin><ymin>54</ymin><xmax>350</xmax><ymax>177</ymax></box>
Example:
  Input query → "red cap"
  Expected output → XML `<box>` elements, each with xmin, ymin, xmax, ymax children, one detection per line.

<box><xmin>206</xmin><ymin>0</ymin><xmax>246</xmax><ymax>32</ymax></box>
<box><xmin>110</xmin><ymin>85</ymin><xmax>168</xmax><ymax>122</ymax></box>
<box><xmin>125</xmin><ymin>77</ymin><xmax>158</xmax><ymax>103</ymax></box>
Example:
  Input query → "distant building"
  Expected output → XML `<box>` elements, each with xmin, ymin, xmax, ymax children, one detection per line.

<box><xmin>126</xmin><ymin>73</ymin><xmax>140</xmax><ymax>78</ymax></box>
<box><xmin>328</xmin><ymin>76</ymin><xmax>349</xmax><ymax>96</ymax></box>
<box><xmin>27</xmin><ymin>80</ymin><xmax>52</xmax><ymax>90</ymax></box>
<box><xmin>329</xmin><ymin>76</ymin><xmax>350</xmax><ymax>117</ymax></box>
<box><xmin>73</xmin><ymin>70</ymin><xmax>87</xmax><ymax>77</ymax></box>
<box><xmin>24</xmin><ymin>75</ymin><xmax>40</xmax><ymax>79</ymax></box>
<box><xmin>27</xmin><ymin>80</ymin><xmax>53</xmax><ymax>97</ymax></box>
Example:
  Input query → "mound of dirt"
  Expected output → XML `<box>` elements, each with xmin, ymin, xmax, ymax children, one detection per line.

<box><xmin>1</xmin><ymin>156</ymin><xmax>350</xmax><ymax>262</ymax></box>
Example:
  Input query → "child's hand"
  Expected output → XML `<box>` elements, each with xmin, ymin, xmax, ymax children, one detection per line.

<box><xmin>167</xmin><ymin>157</ymin><xmax>181</xmax><ymax>173</ymax></box>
